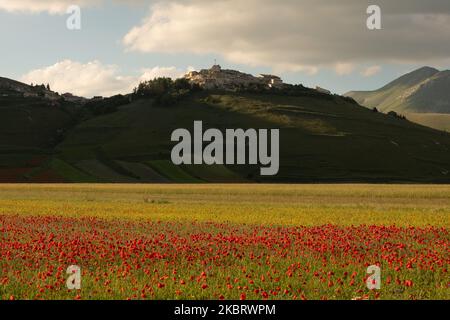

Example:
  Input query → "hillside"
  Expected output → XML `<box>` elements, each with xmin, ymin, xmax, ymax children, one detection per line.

<box><xmin>345</xmin><ymin>67</ymin><xmax>447</xmax><ymax>113</ymax></box>
<box><xmin>1</xmin><ymin>76</ymin><xmax>450</xmax><ymax>183</ymax></box>
<box><xmin>346</xmin><ymin>67</ymin><xmax>450</xmax><ymax>131</ymax></box>
<box><xmin>5</xmin><ymin>91</ymin><xmax>450</xmax><ymax>183</ymax></box>
<box><xmin>407</xmin><ymin>113</ymin><xmax>450</xmax><ymax>133</ymax></box>
<box><xmin>0</xmin><ymin>77</ymin><xmax>83</xmax><ymax>182</ymax></box>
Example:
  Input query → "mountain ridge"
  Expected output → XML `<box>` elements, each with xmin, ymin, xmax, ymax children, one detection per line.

<box><xmin>345</xmin><ymin>67</ymin><xmax>450</xmax><ymax>115</ymax></box>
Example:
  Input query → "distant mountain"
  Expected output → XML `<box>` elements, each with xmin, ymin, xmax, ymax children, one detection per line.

<box><xmin>345</xmin><ymin>67</ymin><xmax>450</xmax><ymax>114</ymax></box>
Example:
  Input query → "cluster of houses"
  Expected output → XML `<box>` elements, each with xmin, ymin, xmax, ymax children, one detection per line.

<box><xmin>0</xmin><ymin>78</ymin><xmax>59</xmax><ymax>100</ymax></box>
<box><xmin>0</xmin><ymin>77</ymin><xmax>88</xmax><ymax>105</ymax></box>
<box><xmin>184</xmin><ymin>65</ymin><xmax>333</xmax><ymax>96</ymax></box>
<box><xmin>315</xmin><ymin>86</ymin><xmax>332</xmax><ymax>95</ymax></box>
<box><xmin>184</xmin><ymin>65</ymin><xmax>285</xmax><ymax>91</ymax></box>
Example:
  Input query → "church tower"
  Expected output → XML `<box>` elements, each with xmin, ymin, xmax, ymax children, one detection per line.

<box><xmin>210</xmin><ymin>64</ymin><xmax>222</xmax><ymax>73</ymax></box>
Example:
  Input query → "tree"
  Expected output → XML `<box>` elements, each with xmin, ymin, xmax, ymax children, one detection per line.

<box><xmin>173</xmin><ymin>78</ymin><xmax>191</xmax><ymax>90</ymax></box>
<box><xmin>46</xmin><ymin>83</ymin><xmax>51</xmax><ymax>91</ymax></box>
<box><xmin>132</xmin><ymin>77</ymin><xmax>201</xmax><ymax>107</ymax></box>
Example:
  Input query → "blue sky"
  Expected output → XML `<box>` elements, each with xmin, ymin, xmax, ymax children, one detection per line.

<box><xmin>1</xmin><ymin>0</ymin><xmax>449</xmax><ymax>97</ymax></box>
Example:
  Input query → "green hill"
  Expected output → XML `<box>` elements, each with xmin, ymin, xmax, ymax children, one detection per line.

<box><xmin>345</xmin><ymin>67</ymin><xmax>450</xmax><ymax>131</ymax></box>
<box><xmin>55</xmin><ymin>90</ymin><xmax>450</xmax><ymax>183</ymax></box>
<box><xmin>1</xmin><ymin>78</ymin><xmax>450</xmax><ymax>183</ymax></box>
<box><xmin>0</xmin><ymin>77</ymin><xmax>80</xmax><ymax>182</ymax></box>
<box><xmin>407</xmin><ymin>113</ymin><xmax>450</xmax><ymax>133</ymax></box>
<box><xmin>345</xmin><ymin>67</ymin><xmax>441</xmax><ymax>113</ymax></box>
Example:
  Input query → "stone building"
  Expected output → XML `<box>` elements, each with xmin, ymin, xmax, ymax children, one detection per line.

<box><xmin>315</xmin><ymin>86</ymin><xmax>332</xmax><ymax>95</ymax></box>
<box><xmin>259</xmin><ymin>74</ymin><xmax>283</xmax><ymax>88</ymax></box>
<box><xmin>184</xmin><ymin>65</ymin><xmax>284</xmax><ymax>91</ymax></box>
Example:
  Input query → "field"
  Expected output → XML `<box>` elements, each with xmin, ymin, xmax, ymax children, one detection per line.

<box><xmin>407</xmin><ymin>113</ymin><xmax>450</xmax><ymax>133</ymax></box>
<box><xmin>0</xmin><ymin>184</ymin><xmax>449</xmax><ymax>300</ymax></box>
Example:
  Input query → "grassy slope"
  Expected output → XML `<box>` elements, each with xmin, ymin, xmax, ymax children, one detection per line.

<box><xmin>407</xmin><ymin>113</ymin><xmax>450</xmax><ymax>133</ymax></box>
<box><xmin>1</xmin><ymin>89</ymin><xmax>450</xmax><ymax>183</ymax></box>
<box><xmin>0</xmin><ymin>96</ymin><xmax>73</xmax><ymax>150</ymax></box>
<box><xmin>346</xmin><ymin>67</ymin><xmax>450</xmax><ymax>114</ymax></box>
<box><xmin>346</xmin><ymin>85</ymin><xmax>410</xmax><ymax>113</ymax></box>
<box><xmin>55</xmin><ymin>91</ymin><xmax>450</xmax><ymax>183</ymax></box>
<box><xmin>0</xmin><ymin>96</ymin><xmax>78</xmax><ymax>182</ymax></box>
<box><xmin>25</xmin><ymin>158</ymin><xmax>97</xmax><ymax>183</ymax></box>
<box><xmin>148</xmin><ymin>160</ymin><xmax>202</xmax><ymax>183</ymax></box>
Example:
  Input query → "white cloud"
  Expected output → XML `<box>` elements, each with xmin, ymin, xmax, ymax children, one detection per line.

<box><xmin>334</xmin><ymin>63</ymin><xmax>355</xmax><ymax>76</ymax></box>
<box><xmin>362</xmin><ymin>66</ymin><xmax>382</xmax><ymax>77</ymax></box>
<box><xmin>123</xmin><ymin>0</ymin><xmax>450</xmax><ymax>73</ymax></box>
<box><xmin>20</xmin><ymin>60</ymin><xmax>135</xmax><ymax>97</ymax></box>
<box><xmin>20</xmin><ymin>60</ymin><xmax>194</xmax><ymax>98</ymax></box>
<box><xmin>139</xmin><ymin>66</ymin><xmax>194</xmax><ymax>81</ymax></box>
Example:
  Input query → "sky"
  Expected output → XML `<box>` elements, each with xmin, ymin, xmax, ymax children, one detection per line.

<box><xmin>0</xmin><ymin>0</ymin><xmax>449</xmax><ymax>97</ymax></box>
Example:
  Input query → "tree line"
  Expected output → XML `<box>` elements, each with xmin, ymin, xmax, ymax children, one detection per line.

<box><xmin>132</xmin><ymin>77</ymin><xmax>201</xmax><ymax>107</ymax></box>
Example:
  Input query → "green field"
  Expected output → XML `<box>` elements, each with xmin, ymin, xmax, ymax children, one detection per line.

<box><xmin>0</xmin><ymin>184</ymin><xmax>449</xmax><ymax>300</ymax></box>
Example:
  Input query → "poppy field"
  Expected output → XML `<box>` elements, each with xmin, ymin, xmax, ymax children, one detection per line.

<box><xmin>0</xmin><ymin>184</ymin><xmax>449</xmax><ymax>300</ymax></box>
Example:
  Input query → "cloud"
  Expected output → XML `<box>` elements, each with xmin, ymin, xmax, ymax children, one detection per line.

<box><xmin>334</xmin><ymin>63</ymin><xmax>355</xmax><ymax>76</ymax></box>
<box><xmin>139</xmin><ymin>66</ymin><xmax>194</xmax><ymax>81</ymax></box>
<box><xmin>123</xmin><ymin>0</ymin><xmax>450</xmax><ymax>73</ymax></box>
<box><xmin>20</xmin><ymin>60</ymin><xmax>194</xmax><ymax>98</ymax></box>
<box><xmin>20</xmin><ymin>60</ymin><xmax>135</xmax><ymax>97</ymax></box>
<box><xmin>362</xmin><ymin>66</ymin><xmax>382</xmax><ymax>77</ymax></box>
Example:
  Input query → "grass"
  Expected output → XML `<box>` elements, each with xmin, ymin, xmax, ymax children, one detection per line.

<box><xmin>2</xmin><ymin>91</ymin><xmax>450</xmax><ymax>183</ymax></box>
<box><xmin>0</xmin><ymin>96</ymin><xmax>73</xmax><ymax>150</ymax></box>
<box><xmin>407</xmin><ymin>113</ymin><xmax>450</xmax><ymax>132</ymax></box>
<box><xmin>47</xmin><ymin>159</ymin><xmax>96</xmax><ymax>183</ymax></box>
<box><xmin>148</xmin><ymin>160</ymin><xmax>201</xmax><ymax>183</ymax></box>
<box><xmin>51</xmin><ymin>92</ymin><xmax>450</xmax><ymax>183</ymax></box>
<box><xmin>181</xmin><ymin>164</ymin><xmax>246</xmax><ymax>183</ymax></box>
<box><xmin>0</xmin><ymin>184</ymin><xmax>448</xmax><ymax>227</ymax></box>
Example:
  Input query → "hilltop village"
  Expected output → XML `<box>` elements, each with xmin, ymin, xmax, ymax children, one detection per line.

<box><xmin>0</xmin><ymin>76</ymin><xmax>87</xmax><ymax>105</ymax></box>
<box><xmin>184</xmin><ymin>65</ymin><xmax>285</xmax><ymax>91</ymax></box>
<box><xmin>183</xmin><ymin>65</ymin><xmax>335</xmax><ymax>96</ymax></box>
